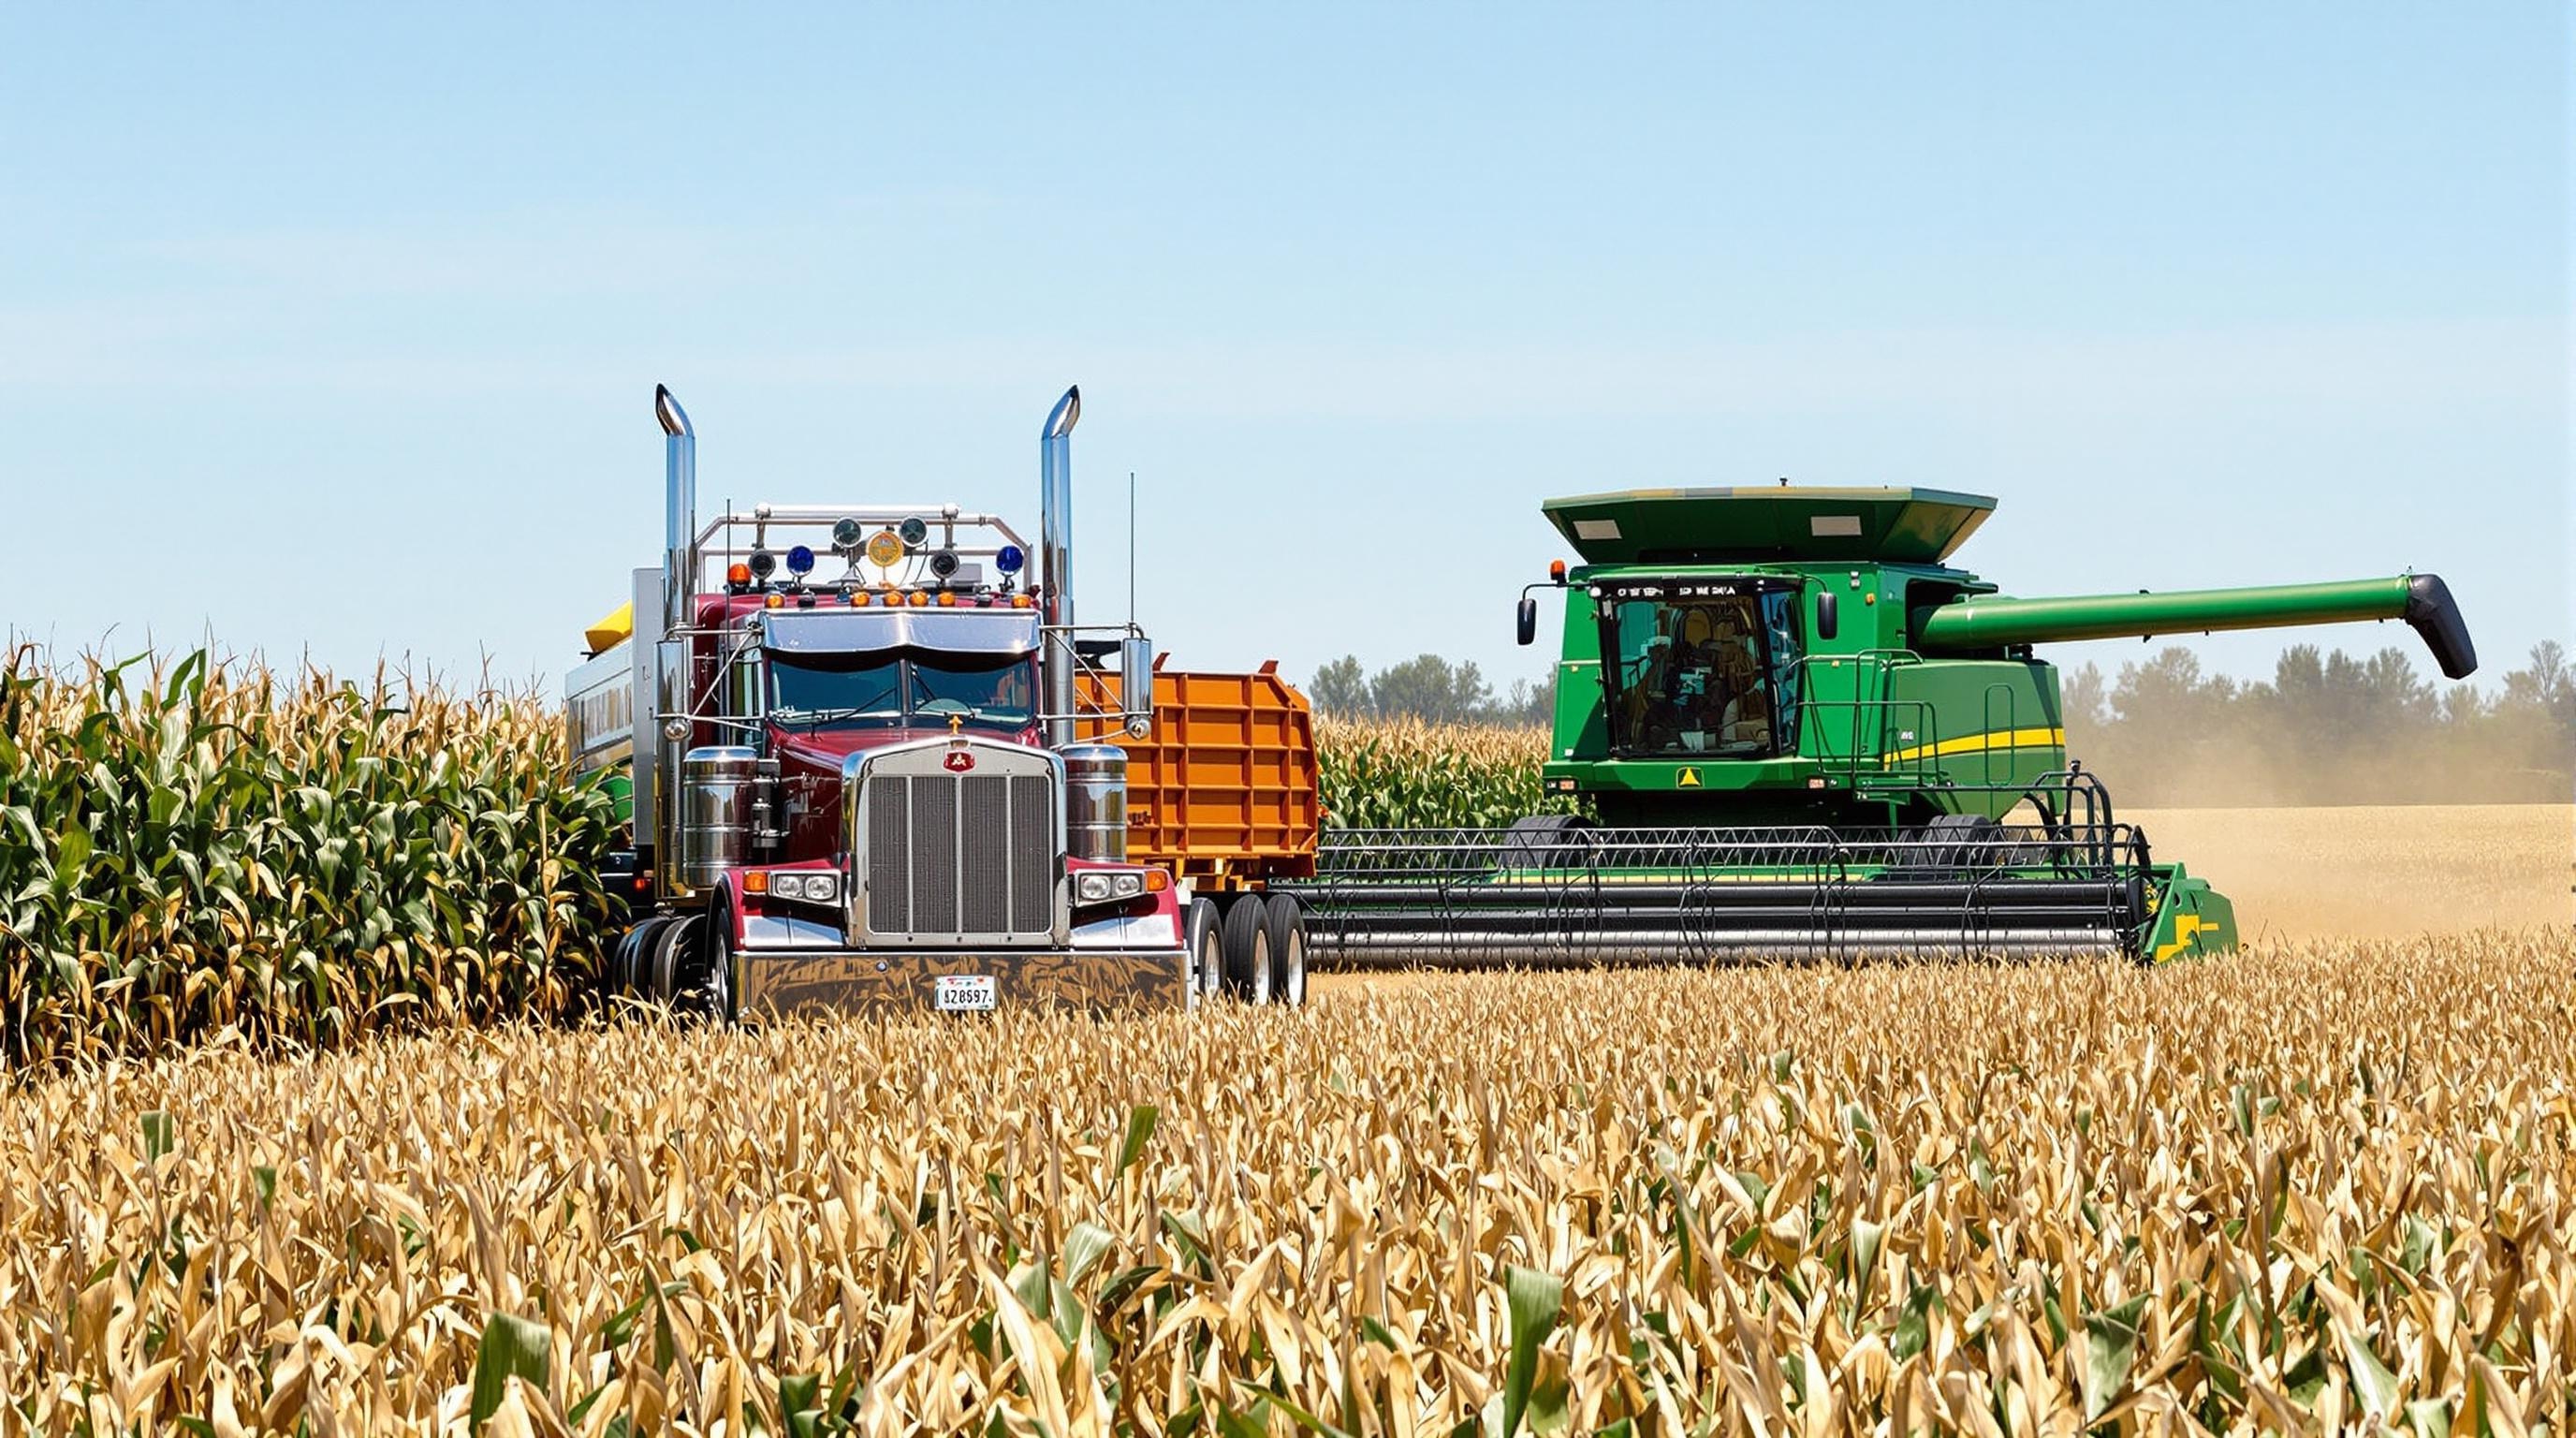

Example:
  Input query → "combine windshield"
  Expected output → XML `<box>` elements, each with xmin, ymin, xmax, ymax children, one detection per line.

<box><xmin>1596</xmin><ymin>583</ymin><xmax>1802</xmax><ymax>757</ymax></box>
<box><xmin>769</xmin><ymin>651</ymin><xmax>1037</xmax><ymax>735</ymax></box>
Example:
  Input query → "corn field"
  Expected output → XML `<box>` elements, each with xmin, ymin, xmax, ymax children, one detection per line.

<box><xmin>1314</xmin><ymin>720</ymin><xmax>1562</xmax><ymax>830</ymax></box>
<box><xmin>0</xmin><ymin>654</ymin><xmax>1553</xmax><ymax>1063</ymax></box>
<box><xmin>6</xmin><ymin>933</ymin><xmax>2570</xmax><ymax>1433</ymax></box>
<box><xmin>0</xmin><ymin>648</ymin><xmax>617</xmax><ymax>1064</ymax></box>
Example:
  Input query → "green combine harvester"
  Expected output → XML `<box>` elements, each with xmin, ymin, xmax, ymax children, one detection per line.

<box><xmin>1289</xmin><ymin>487</ymin><xmax>2475</xmax><ymax>965</ymax></box>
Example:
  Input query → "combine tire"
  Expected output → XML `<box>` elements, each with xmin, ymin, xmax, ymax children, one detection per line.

<box><xmin>1497</xmin><ymin>814</ymin><xmax>1589</xmax><ymax>872</ymax></box>
<box><xmin>1262</xmin><ymin>893</ymin><xmax>1309</xmax><ymax>1006</ymax></box>
<box><xmin>1891</xmin><ymin>814</ymin><xmax>2034</xmax><ymax>875</ymax></box>
<box><xmin>1184</xmin><ymin>899</ymin><xmax>1224</xmax><ymax>1001</ymax></box>
<box><xmin>1220</xmin><ymin>895</ymin><xmax>1273</xmax><ymax>1003</ymax></box>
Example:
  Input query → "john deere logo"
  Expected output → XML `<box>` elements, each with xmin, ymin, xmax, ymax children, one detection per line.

<box><xmin>1676</xmin><ymin>767</ymin><xmax>1702</xmax><ymax>788</ymax></box>
<box><xmin>943</xmin><ymin>750</ymin><xmax>976</xmax><ymax>773</ymax></box>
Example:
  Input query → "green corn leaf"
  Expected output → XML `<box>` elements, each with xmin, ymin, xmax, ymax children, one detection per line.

<box><xmin>1118</xmin><ymin>1104</ymin><xmax>1159</xmax><ymax>1178</ymax></box>
<box><xmin>469</xmin><ymin>1312</ymin><xmax>552</xmax><ymax>1431</ymax></box>
<box><xmin>2081</xmin><ymin>1293</ymin><xmax>2151</xmax><ymax>1420</ymax></box>
<box><xmin>1500</xmin><ymin>1265</ymin><xmax>1564</xmax><ymax>1436</ymax></box>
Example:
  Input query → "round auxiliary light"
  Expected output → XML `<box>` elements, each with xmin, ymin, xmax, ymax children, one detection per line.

<box><xmin>784</xmin><ymin>544</ymin><xmax>816</xmax><ymax>576</ymax></box>
<box><xmin>995</xmin><ymin>544</ymin><xmax>1025</xmax><ymax>576</ymax></box>
<box><xmin>865</xmin><ymin>528</ymin><xmax>906</xmax><ymax>567</ymax></box>
<box><xmin>929</xmin><ymin>550</ymin><xmax>959</xmax><ymax>580</ymax></box>
<box><xmin>749</xmin><ymin>550</ymin><xmax>777</xmax><ymax>580</ymax></box>
<box><xmin>897</xmin><ymin>515</ymin><xmax>930</xmax><ymax>548</ymax></box>
<box><xmin>830</xmin><ymin>517</ymin><xmax>865</xmax><ymax>554</ymax></box>
<box><xmin>725</xmin><ymin>562</ymin><xmax>752</xmax><ymax>586</ymax></box>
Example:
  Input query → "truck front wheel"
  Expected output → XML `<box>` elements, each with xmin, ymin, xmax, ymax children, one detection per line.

<box><xmin>682</xmin><ymin>904</ymin><xmax>739</xmax><ymax>1023</ymax></box>
<box><xmin>647</xmin><ymin>916</ymin><xmax>697</xmax><ymax>1007</ymax></box>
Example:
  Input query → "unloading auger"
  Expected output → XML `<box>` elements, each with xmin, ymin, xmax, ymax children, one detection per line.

<box><xmin>1278</xmin><ymin>487</ymin><xmax>2475</xmax><ymax>966</ymax></box>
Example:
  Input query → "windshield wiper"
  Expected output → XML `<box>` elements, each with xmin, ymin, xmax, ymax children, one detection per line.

<box><xmin>772</xmin><ymin>704</ymin><xmax>899</xmax><ymax>727</ymax></box>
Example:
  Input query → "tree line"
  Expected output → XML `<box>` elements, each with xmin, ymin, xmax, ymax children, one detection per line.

<box><xmin>1307</xmin><ymin>653</ymin><xmax>1554</xmax><ymax>726</ymax></box>
<box><xmin>1309</xmin><ymin>641</ymin><xmax>2575</xmax><ymax>805</ymax></box>
<box><xmin>2058</xmin><ymin>640</ymin><xmax>2573</xmax><ymax>806</ymax></box>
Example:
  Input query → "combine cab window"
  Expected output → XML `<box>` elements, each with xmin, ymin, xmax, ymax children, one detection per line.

<box><xmin>768</xmin><ymin>651</ymin><xmax>1036</xmax><ymax>735</ymax></box>
<box><xmin>1598</xmin><ymin>583</ymin><xmax>1801</xmax><ymax>758</ymax></box>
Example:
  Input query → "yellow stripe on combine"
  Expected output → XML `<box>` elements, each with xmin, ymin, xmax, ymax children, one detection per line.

<box><xmin>2154</xmin><ymin>913</ymin><xmax>2224</xmax><ymax>962</ymax></box>
<box><xmin>1880</xmin><ymin>726</ymin><xmax>2065</xmax><ymax>765</ymax></box>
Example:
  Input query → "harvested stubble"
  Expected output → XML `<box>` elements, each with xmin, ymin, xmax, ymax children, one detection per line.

<box><xmin>7</xmin><ymin>934</ymin><xmax>2573</xmax><ymax>1433</ymax></box>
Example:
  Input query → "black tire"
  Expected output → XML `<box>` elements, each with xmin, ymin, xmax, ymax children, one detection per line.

<box><xmin>681</xmin><ymin>904</ymin><xmax>739</xmax><ymax>1023</ymax></box>
<box><xmin>1183</xmin><ymin>899</ymin><xmax>1224</xmax><ymax>1002</ymax></box>
<box><xmin>1891</xmin><ymin>814</ymin><xmax>2003</xmax><ymax>875</ymax></box>
<box><xmin>649</xmin><ymin>915</ymin><xmax>699</xmax><ymax>1006</ymax></box>
<box><xmin>1497</xmin><ymin>814</ymin><xmax>1589</xmax><ymax>872</ymax></box>
<box><xmin>1261</xmin><ymin>893</ymin><xmax>1308</xmax><ymax>1007</ymax></box>
<box><xmin>610</xmin><ymin>917</ymin><xmax>663</xmax><ymax>999</ymax></box>
<box><xmin>1220</xmin><ymin>894</ymin><xmax>1272</xmax><ymax>1003</ymax></box>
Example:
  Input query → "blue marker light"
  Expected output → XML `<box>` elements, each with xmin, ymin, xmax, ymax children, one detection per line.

<box><xmin>785</xmin><ymin>545</ymin><xmax>816</xmax><ymax>576</ymax></box>
<box><xmin>995</xmin><ymin>544</ymin><xmax>1026</xmax><ymax>576</ymax></box>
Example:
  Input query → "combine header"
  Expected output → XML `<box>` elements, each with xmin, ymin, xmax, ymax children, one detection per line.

<box><xmin>1284</xmin><ymin>486</ymin><xmax>2475</xmax><ymax>965</ymax></box>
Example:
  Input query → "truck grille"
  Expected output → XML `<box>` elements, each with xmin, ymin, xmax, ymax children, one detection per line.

<box><xmin>860</xmin><ymin>764</ymin><xmax>1056</xmax><ymax>944</ymax></box>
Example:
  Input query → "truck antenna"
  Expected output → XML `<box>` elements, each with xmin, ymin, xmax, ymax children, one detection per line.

<box><xmin>1128</xmin><ymin>470</ymin><xmax>1138</xmax><ymax>628</ymax></box>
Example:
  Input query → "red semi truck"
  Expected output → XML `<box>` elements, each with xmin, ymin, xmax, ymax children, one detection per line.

<box><xmin>566</xmin><ymin>386</ymin><xmax>1319</xmax><ymax>1016</ymax></box>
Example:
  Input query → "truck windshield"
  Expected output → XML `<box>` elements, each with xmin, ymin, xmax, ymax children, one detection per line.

<box><xmin>1596</xmin><ymin>585</ymin><xmax>1802</xmax><ymax>758</ymax></box>
<box><xmin>768</xmin><ymin>651</ymin><xmax>1036</xmax><ymax>735</ymax></box>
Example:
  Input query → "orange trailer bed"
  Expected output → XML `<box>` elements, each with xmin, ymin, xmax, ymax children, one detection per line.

<box><xmin>1078</xmin><ymin>661</ymin><xmax>1320</xmax><ymax>890</ymax></box>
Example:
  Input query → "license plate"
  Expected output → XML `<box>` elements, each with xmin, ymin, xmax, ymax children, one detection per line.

<box><xmin>933</xmin><ymin>975</ymin><xmax>996</xmax><ymax>1012</ymax></box>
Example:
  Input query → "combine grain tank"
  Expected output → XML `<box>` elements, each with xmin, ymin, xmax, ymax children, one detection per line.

<box><xmin>1279</xmin><ymin>486</ymin><xmax>2475</xmax><ymax>966</ymax></box>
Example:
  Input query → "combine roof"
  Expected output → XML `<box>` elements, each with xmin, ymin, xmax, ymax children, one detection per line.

<box><xmin>1542</xmin><ymin>486</ymin><xmax>1996</xmax><ymax>566</ymax></box>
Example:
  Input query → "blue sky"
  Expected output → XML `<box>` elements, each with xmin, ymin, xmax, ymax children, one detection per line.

<box><xmin>3</xmin><ymin>6</ymin><xmax>2566</xmax><ymax>699</ymax></box>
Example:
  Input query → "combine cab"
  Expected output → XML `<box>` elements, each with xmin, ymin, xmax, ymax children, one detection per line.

<box><xmin>1283</xmin><ymin>486</ymin><xmax>2474</xmax><ymax>966</ymax></box>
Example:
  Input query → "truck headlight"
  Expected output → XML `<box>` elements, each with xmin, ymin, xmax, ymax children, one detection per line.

<box><xmin>1075</xmin><ymin>870</ymin><xmax>1149</xmax><ymax>905</ymax></box>
<box><xmin>766</xmin><ymin>873</ymin><xmax>838</xmax><ymax>903</ymax></box>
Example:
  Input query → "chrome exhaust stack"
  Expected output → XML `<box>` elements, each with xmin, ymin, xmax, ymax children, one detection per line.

<box><xmin>653</xmin><ymin>385</ymin><xmax>697</xmax><ymax>900</ymax></box>
<box><xmin>1040</xmin><ymin>385</ymin><xmax>1080</xmax><ymax>747</ymax></box>
<box><xmin>656</xmin><ymin>384</ymin><xmax>696</xmax><ymax>634</ymax></box>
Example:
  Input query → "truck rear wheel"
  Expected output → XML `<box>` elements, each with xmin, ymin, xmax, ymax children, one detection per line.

<box><xmin>1220</xmin><ymin>895</ymin><xmax>1272</xmax><ymax>1004</ymax></box>
<box><xmin>610</xmin><ymin>916</ymin><xmax>671</xmax><ymax>999</ymax></box>
<box><xmin>1184</xmin><ymin>899</ymin><xmax>1223</xmax><ymax>1001</ymax></box>
<box><xmin>1262</xmin><ymin>893</ymin><xmax>1308</xmax><ymax>1007</ymax></box>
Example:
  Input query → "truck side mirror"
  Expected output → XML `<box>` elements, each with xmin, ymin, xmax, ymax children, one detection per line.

<box><xmin>1120</xmin><ymin>633</ymin><xmax>1155</xmax><ymax>737</ymax></box>
<box><xmin>1815</xmin><ymin>591</ymin><xmax>1838</xmax><ymax>641</ymax></box>
<box><xmin>1515</xmin><ymin>596</ymin><xmax>1538</xmax><ymax>647</ymax></box>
